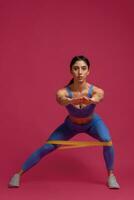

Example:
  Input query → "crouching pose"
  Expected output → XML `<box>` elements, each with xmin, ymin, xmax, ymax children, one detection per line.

<box><xmin>8</xmin><ymin>55</ymin><xmax>120</xmax><ymax>189</ymax></box>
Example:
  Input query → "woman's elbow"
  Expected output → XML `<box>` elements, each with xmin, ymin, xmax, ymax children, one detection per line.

<box><xmin>100</xmin><ymin>89</ymin><xmax>104</xmax><ymax>99</ymax></box>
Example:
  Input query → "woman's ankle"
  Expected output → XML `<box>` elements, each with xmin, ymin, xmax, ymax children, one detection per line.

<box><xmin>17</xmin><ymin>169</ymin><xmax>24</xmax><ymax>176</ymax></box>
<box><xmin>108</xmin><ymin>170</ymin><xmax>114</xmax><ymax>176</ymax></box>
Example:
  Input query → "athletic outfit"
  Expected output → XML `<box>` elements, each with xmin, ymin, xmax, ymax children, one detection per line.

<box><xmin>21</xmin><ymin>84</ymin><xmax>114</xmax><ymax>172</ymax></box>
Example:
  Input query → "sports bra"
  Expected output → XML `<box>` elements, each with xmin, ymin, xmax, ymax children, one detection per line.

<box><xmin>65</xmin><ymin>84</ymin><xmax>96</xmax><ymax>118</ymax></box>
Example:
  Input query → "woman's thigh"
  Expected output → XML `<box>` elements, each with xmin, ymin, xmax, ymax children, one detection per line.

<box><xmin>85</xmin><ymin>114</ymin><xmax>112</xmax><ymax>142</ymax></box>
<box><xmin>46</xmin><ymin>121</ymin><xmax>78</xmax><ymax>142</ymax></box>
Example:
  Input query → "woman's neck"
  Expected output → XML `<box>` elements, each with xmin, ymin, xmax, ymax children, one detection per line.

<box><xmin>72</xmin><ymin>80</ymin><xmax>88</xmax><ymax>92</ymax></box>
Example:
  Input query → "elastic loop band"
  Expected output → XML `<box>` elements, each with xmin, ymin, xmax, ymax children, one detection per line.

<box><xmin>45</xmin><ymin>140</ymin><xmax>112</xmax><ymax>150</ymax></box>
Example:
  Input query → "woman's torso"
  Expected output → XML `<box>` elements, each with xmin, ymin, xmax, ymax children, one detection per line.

<box><xmin>65</xmin><ymin>83</ymin><xmax>96</xmax><ymax>124</ymax></box>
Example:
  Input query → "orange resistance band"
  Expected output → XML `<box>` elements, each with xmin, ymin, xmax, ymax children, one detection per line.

<box><xmin>46</xmin><ymin>140</ymin><xmax>112</xmax><ymax>150</ymax></box>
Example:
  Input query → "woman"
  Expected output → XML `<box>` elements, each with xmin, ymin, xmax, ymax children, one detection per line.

<box><xmin>8</xmin><ymin>55</ymin><xmax>120</xmax><ymax>189</ymax></box>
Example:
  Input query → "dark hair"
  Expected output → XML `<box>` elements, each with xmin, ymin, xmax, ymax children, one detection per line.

<box><xmin>66</xmin><ymin>55</ymin><xmax>90</xmax><ymax>86</ymax></box>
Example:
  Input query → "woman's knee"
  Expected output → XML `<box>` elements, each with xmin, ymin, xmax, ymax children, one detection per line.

<box><xmin>99</xmin><ymin>135</ymin><xmax>112</xmax><ymax>144</ymax></box>
<box><xmin>37</xmin><ymin>143</ymin><xmax>58</xmax><ymax>157</ymax></box>
<box><xmin>99</xmin><ymin>126</ymin><xmax>112</xmax><ymax>143</ymax></box>
<box><xmin>42</xmin><ymin>143</ymin><xmax>58</xmax><ymax>151</ymax></box>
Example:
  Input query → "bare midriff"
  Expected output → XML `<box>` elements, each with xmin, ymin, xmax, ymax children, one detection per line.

<box><xmin>69</xmin><ymin>114</ymin><xmax>93</xmax><ymax>125</ymax></box>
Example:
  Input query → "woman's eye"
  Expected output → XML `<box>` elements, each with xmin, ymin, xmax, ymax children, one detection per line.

<box><xmin>72</xmin><ymin>66</ymin><xmax>87</xmax><ymax>71</ymax></box>
<box><xmin>73</xmin><ymin>67</ymin><xmax>78</xmax><ymax>70</ymax></box>
<box><xmin>82</xmin><ymin>67</ymin><xmax>87</xmax><ymax>70</ymax></box>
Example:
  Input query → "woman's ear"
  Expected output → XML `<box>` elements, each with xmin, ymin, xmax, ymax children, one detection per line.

<box><xmin>87</xmin><ymin>69</ymin><xmax>90</xmax><ymax>75</ymax></box>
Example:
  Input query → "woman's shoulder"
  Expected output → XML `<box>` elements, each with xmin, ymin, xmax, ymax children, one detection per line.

<box><xmin>90</xmin><ymin>84</ymin><xmax>104</xmax><ymax>94</ymax></box>
<box><xmin>88</xmin><ymin>82</ymin><xmax>103</xmax><ymax>89</ymax></box>
<box><xmin>56</xmin><ymin>87</ymin><xmax>69</xmax><ymax>98</ymax></box>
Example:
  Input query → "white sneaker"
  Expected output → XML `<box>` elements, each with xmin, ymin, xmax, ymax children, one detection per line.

<box><xmin>107</xmin><ymin>174</ymin><xmax>120</xmax><ymax>189</ymax></box>
<box><xmin>8</xmin><ymin>173</ymin><xmax>21</xmax><ymax>188</ymax></box>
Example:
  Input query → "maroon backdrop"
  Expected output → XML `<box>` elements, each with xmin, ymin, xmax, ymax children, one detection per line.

<box><xmin>0</xmin><ymin>0</ymin><xmax>134</xmax><ymax>199</ymax></box>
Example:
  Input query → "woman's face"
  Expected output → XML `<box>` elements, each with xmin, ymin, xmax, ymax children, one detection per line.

<box><xmin>71</xmin><ymin>60</ymin><xmax>89</xmax><ymax>83</ymax></box>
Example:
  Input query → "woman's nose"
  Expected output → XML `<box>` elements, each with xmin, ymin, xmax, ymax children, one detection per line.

<box><xmin>78</xmin><ymin>69</ymin><xmax>82</xmax><ymax>74</ymax></box>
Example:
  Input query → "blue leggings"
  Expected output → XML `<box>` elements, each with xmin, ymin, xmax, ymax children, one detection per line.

<box><xmin>22</xmin><ymin>113</ymin><xmax>114</xmax><ymax>172</ymax></box>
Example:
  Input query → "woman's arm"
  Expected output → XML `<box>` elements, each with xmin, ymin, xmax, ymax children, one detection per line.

<box><xmin>81</xmin><ymin>86</ymin><xmax>104</xmax><ymax>105</ymax></box>
<box><xmin>90</xmin><ymin>85</ymin><xmax>104</xmax><ymax>103</ymax></box>
<box><xmin>56</xmin><ymin>89</ymin><xmax>71</xmax><ymax>106</ymax></box>
<box><xmin>56</xmin><ymin>88</ymin><xmax>83</xmax><ymax>106</ymax></box>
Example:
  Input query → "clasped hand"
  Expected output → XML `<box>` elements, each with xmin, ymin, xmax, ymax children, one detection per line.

<box><xmin>70</xmin><ymin>96</ymin><xmax>95</xmax><ymax>105</ymax></box>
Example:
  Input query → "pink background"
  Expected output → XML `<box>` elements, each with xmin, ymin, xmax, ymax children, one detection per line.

<box><xmin>0</xmin><ymin>0</ymin><xmax>134</xmax><ymax>199</ymax></box>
